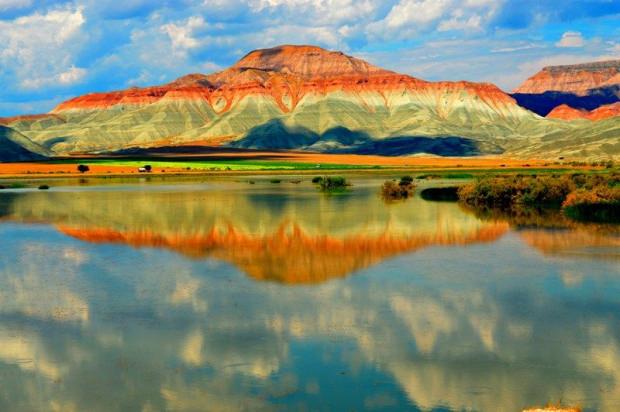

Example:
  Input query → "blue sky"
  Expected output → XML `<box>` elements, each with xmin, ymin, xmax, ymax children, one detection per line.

<box><xmin>0</xmin><ymin>0</ymin><xmax>618</xmax><ymax>116</ymax></box>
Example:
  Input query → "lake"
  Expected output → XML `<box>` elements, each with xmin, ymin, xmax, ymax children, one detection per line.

<box><xmin>0</xmin><ymin>176</ymin><xmax>618</xmax><ymax>411</ymax></box>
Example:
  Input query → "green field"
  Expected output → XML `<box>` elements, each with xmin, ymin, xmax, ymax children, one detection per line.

<box><xmin>50</xmin><ymin>158</ymin><xmax>376</xmax><ymax>171</ymax></box>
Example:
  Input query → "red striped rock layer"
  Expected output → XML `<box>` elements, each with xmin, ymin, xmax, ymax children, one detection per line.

<box><xmin>514</xmin><ymin>60</ymin><xmax>620</xmax><ymax>95</ymax></box>
<box><xmin>50</xmin><ymin>44</ymin><xmax>518</xmax><ymax>115</ymax></box>
<box><xmin>51</xmin><ymin>74</ymin><xmax>517</xmax><ymax>115</ymax></box>
<box><xmin>547</xmin><ymin>102</ymin><xmax>620</xmax><ymax>121</ymax></box>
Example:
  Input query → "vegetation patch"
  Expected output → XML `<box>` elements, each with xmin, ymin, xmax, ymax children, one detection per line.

<box><xmin>52</xmin><ymin>158</ymin><xmax>370</xmax><ymax>171</ymax></box>
<box><xmin>381</xmin><ymin>176</ymin><xmax>416</xmax><ymax>201</ymax></box>
<box><xmin>0</xmin><ymin>182</ymin><xmax>27</xmax><ymax>189</ymax></box>
<box><xmin>38</xmin><ymin>184</ymin><xmax>50</xmax><ymax>190</ymax></box>
<box><xmin>458</xmin><ymin>173</ymin><xmax>619</xmax><ymax>223</ymax></box>
<box><xmin>562</xmin><ymin>186</ymin><xmax>620</xmax><ymax>223</ymax></box>
<box><xmin>313</xmin><ymin>176</ymin><xmax>350</xmax><ymax>192</ymax></box>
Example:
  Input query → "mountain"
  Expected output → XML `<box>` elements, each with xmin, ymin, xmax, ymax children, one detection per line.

<box><xmin>514</xmin><ymin>60</ymin><xmax>620</xmax><ymax>95</ymax></box>
<box><xmin>512</xmin><ymin>60</ymin><xmax>620</xmax><ymax>116</ymax></box>
<box><xmin>0</xmin><ymin>125</ymin><xmax>49</xmax><ymax>162</ymax></box>
<box><xmin>1</xmin><ymin>45</ymin><xmax>619</xmax><ymax>160</ymax></box>
<box><xmin>547</xmin><ymin>102</ymin><xmax>620</xmax><ymax>121</ymax></box>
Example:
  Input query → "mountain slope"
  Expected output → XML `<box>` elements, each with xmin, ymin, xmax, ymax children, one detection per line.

<box><xmin>0</xmin><ymin>126</ymin><xmax>49</xmax><ymax>161</ymax></box>
<box><xmin>1</xmin><ymin>45</ymin><xmax>618</xmax><ymax>160</ymax></box>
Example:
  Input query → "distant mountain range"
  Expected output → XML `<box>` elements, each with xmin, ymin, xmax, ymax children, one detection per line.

<box><xmin>0</xmin><ymin>45</ymin><xmax>618</xmax><ymax>161</ymax></box>
<box><xmin>512</xmin><ymin>60</ymin><xmax>620</xmax><ymax>117</ymax></box>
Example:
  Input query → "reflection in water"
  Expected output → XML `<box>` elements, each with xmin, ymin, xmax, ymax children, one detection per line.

<box><xmin>0</xmin><ymin>185</ymin><xmax>510</xmax><ymax>283</ymax></box>
<box><xmin>0</xmin><ymin>179</ymin><xmax>618</xmax><ymax>411</ymax></box>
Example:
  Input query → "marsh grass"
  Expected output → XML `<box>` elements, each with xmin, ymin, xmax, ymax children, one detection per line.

<box><xmin>458</xmin><ymin>173</ymin><xmax>619</xmax><ymax>223</ymax></box>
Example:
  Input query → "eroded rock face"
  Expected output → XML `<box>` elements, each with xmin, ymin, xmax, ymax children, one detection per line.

<box><xmin>514</xmin><ymin>60</ymin><xmax>620</xmax><ymax>95</ymax></box>
<box><xmin>50</xmin><ymin>45</ymin><xmax>515</xmax><ymax>115</ymax></box>
<box><xmin>547</xmin><ymin>102</ymin><xmax>620</xmax><ymax>121</ymax></box>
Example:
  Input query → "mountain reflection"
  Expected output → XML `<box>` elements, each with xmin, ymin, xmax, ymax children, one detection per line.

<box><xmin>0</xmin><ymin>184</ymin><xmax>511</xmax><ymax>283</ymax></box>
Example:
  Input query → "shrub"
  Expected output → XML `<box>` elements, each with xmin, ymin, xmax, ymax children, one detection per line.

<box><xmin>270</xmin><ymin>179</ymin><xmax>282</xmax><ymax>184</ymax></box>
<box><xmin>38</xmin><ymin>184</ymin><xmax>50</xmax><ymax>190</ymax></box>
<box><xmin>399</xmin><ymin>175</ymin><xmax>414</xmax><ymax>185</ymax></box>
<box><xmin>317</xmin><ymin>176</ymin><xmax>349</xmax><ymax>191</ymax></box>
<box><xmin>311</xmin><ymin>176</ymin><xmax>324</xmax><ymax>184</ymax></box>
<box><xmin>381</xmin><ymin>179</ymin><xmax>416</xmax><ymax>200</ymax></box>
<box><xmin>458</xmin><ymin>175</ymin><xmax>576</xmax><ymax>208</ymax></box>
<box><xmin>77</xmin><ymin>164</ymin><xmax>90</xmax><ymax>173</ymax></box>
<box><xmin>458</xmin><ymin>173</ymin><xmax>619</xmax><ymax>223</ymax></box>
<box><xmin>562</xmin><ymin>186</ymin><xmax>620</xmax><ymax>223</ymax></box>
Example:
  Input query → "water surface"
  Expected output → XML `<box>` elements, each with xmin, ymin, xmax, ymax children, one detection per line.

<box><xmin>0</xmin><ymin>177</ymin><xmax>618</xmax><ymax>411</ymax></box>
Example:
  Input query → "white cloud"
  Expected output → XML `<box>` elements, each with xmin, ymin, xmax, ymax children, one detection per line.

<box><xmin>58</xmin><ymin>66</ymin><xmax>87</xmax><ymax>85</ymax></box>
<box><xmin>491</xmin><ymin>43</ymin><xmax>544</xmax><ymax>53</ymax></box>
<box><xmin>249</xmin><ymin>0</ymin><xmax>377</xmax><ymax>24</ymax></box>
<box><xmin>0</xmin><ymin>6</ymin><xmax>87</xmax><ymax>89</ymax></box>
<box><xmin>438</xmin><ymin>14</ymin><xmax>482</xmax><ymax>31</ymax></box>
<box><xmin>161</xmin><ymin>16</ymin><xmax>206</xmax><ymax>53</ymax></box>
<box><xmin>0</xmin><ymin>0</ymin><xmax>31</xmax><ymax>11</ymax></box>
<box><xmin>384</xmin><ymin>0</ymin><xmax>452</xmax><ymax>28</ymax></box>
<box><xmin>556</xmin><ymin>31</ymin><xmax>585</xmax><ymax>48</ymax></box>
<box><xmin>367</xmin><ymin>0</ymin><xmax>499</xmax><ymax>39</ymax></box>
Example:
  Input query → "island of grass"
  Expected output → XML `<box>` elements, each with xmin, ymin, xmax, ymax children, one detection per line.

<box><xmin>312</xmin><ymin>176</ymin><xmax>350</xmax><ymax>192</ymax></box>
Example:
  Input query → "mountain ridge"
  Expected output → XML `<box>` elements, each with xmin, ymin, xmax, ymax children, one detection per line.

<box><xmin>1</xmin><ymin>45</ymin><xmax>618</xmax><ymax>160</ymax></box>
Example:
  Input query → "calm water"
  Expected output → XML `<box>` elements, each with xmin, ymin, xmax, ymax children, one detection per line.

<box><xmin>0</xmin><ymin>177</ymin><xmax>618</xmax><ymax>412</ymax></box>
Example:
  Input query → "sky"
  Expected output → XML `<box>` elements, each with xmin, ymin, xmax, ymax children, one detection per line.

<box><xmin>0</xmin><ymin>0</ymin><xmax>619</xmax><ymax>117</ymax></box>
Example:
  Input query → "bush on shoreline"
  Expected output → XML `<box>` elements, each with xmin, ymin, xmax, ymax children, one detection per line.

<box><xmin>458</xmin><ymin>173</ymin><xmax>619</xmax><ymax>223</ymax></box>
<box><xmin>562</xmin><ymin>186</ymin><xmax>620</xmax><ymax>223</ymax></box>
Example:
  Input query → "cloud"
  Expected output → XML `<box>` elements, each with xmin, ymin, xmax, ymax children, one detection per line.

<box><xmin>367</xmin><ymin>0</ymin><xmax>499</xmax><ymax>39</ymax></box>
<box><xmin>0</xmin><ymin>5</ymin><xmax>87</xmax><ymax>89</ymax></box>
<box><xmin>556</xmin><ymin>31</ymin><xmax>585</xmax><ymax>48</ymax></box>
<box><xmin>491</xmin><ymin>43</ymin><xmax>544</xmax><ymax>53</ymax></box>
<box><xmin>438</xmin><ymin>14</ymin><xmax>482</xmax><ymax>31</ymax></box>
<box><xmin>161</xmin><ymin>16</ymin><xmax>206</xmax><ymax>53</ymax></box>
<box><xmin>0</xmin><ymin>0</ymin><xmax>32</xmax><ymax>11</ymax></box>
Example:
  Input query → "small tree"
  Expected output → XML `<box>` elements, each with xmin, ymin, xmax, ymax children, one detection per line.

<box><xmin>77</xmin><ymin>164</ymin><xmax>90</xmax><ymax>173</ymax></box>
<box><xmin>144</xmin><ymin>165</ymin><xmax>152</xmax><ymax>172</ymax></box>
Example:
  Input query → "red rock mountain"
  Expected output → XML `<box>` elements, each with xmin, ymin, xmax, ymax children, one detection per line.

<box><xmin>547</xmin><ymin>102</ymin><xmax>620</xmax><ymax>121</ymax></box>
<box><xmin>1</xmin><ymin>45</ymin><xmax>619</xmax><ymax>160</ymax></box>
<box><xmin>514</xmin><ymin>60</ymin><xmax>620</xmax><ymax>95</ymax></box>
<box><xmin>52</xmin><ymin>45</ymin><xmax>511</xmax><ymax>115</ymax></box>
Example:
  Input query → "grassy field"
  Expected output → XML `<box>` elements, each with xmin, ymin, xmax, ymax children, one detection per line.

<box><xmin>48</xmin><ymin>158</ymin><xmax>373</xmax><ymax>171</ymax></box>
